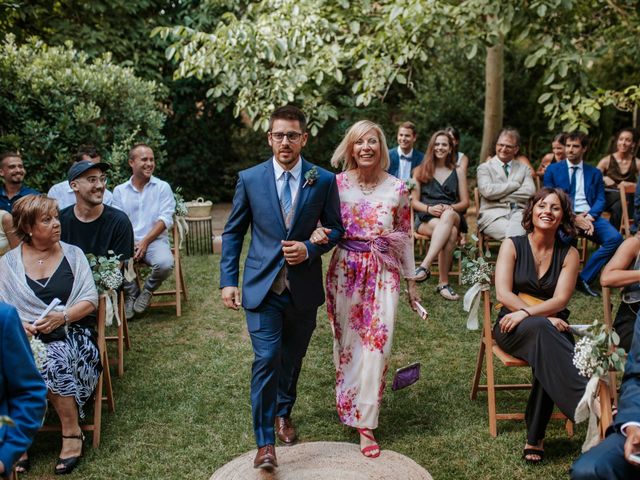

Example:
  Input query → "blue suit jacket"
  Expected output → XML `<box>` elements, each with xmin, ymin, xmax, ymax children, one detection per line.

<box><xmin>220</xmin><ymin>158</ymin><xmax>344</xmax><ymax>315</ymax></box>
<box><xmin>0</xmin><ymin>303</ymin><xmax>47</xmax><ymax>475</ymax></box>
<box><xmin>543</xmin><ymin>160</ymin><xmax>606</xmax><ymax>219</ymax></box>
<box><xmin>387</xmin><ymin>148</ymin><xmax>424</xmax><ymax>179</ymax></box>
<box><xmin>614</xmin><ymin>312</ymin><xmax>640</xmax><ymax>431</ymax></box>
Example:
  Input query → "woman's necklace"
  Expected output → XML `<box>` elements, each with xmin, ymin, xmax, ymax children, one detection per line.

<box><xmin>26</xmin><ymin>244</ymin><xmax>55</xmax><ymax>265</ymax></box>
<box><xmin>357</xmin><ymin>174</ymin><xmax>380</xmax><ymax>195</ymax></box>
<box><xmin>528</xmin><ymin>236</ymin><xmax>552</xmax><ymax>266</ymax></box>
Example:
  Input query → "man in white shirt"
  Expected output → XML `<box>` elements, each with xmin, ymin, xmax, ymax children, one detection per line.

<box><xmin>48</xmin><ymin>146</ymin><xmax>113</xmax><ymax>210</ymax></box>
<box><xmin>477</xmin><ymin>128</ymin><xmax>536</xmax><ymax>240</ymax></box>
<box><xmin>387</xmin><ymin>122</ymin><xmax>423</xmax><ymax>181</ymax></box>
<box><xmin>113</xmin><ymin>144</ymin><xmax>175</xmax><ymax>319</ymax></box>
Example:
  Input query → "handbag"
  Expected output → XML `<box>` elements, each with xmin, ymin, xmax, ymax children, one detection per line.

<box><xmin>392</xmin><ymin>362</ymin><xmax>421</xmax><ymax>391</ymax></box>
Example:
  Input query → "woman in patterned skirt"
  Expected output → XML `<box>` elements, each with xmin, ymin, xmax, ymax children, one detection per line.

<box><xmin>310</xmin><ymin>120</ymin><xmax>421</xmax><ymax>458</ymax></box>
<box><xmin>0</xmin><ymin>195</ymin><xmax>100</xmax><ymax>475</ymax></box>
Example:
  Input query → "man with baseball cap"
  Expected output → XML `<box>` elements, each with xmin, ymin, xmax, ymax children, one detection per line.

<box><xmin>48</xmin><ymin>146</ymin><xmax>114</xmax><ymax>210</ymax></box>
<box><xmin>59</xmin><ymin>160</ymin><xmax>134</xmax><ymax>266</ymax></box>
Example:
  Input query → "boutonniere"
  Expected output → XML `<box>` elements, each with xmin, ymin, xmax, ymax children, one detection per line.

<box><xmin>404</xmin><ymin>178</ymin><xmax>416</xmax><ymax>192</ymax></box>
<box><xmin>303</xmin><ymin>166</ymin><xmax>319</xmax><ymax>188</ymax></box>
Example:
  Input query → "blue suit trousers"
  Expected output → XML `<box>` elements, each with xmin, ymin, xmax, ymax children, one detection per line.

<box><xmin>245</xmin><ymin>290</ymin><xmax>317</xmax><ymax>447</ymax></box>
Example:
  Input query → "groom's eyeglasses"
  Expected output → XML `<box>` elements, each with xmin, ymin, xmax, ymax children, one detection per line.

<box><xmin>269</xmin><ymin>131</ymin><xmax>303</xmax><ymax>143</ymax></box>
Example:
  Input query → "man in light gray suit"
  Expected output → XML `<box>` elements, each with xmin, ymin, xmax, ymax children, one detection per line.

<box><xmin>477</xmin><ymin>127</ymin><xmax>536</xmax><ymax>240</ymax></box>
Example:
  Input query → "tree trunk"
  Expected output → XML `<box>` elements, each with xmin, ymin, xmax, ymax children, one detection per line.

<box><xmin>479</xmin><ymin>38</ymin><xmax>504</xmax><ymax>163</ymax></box>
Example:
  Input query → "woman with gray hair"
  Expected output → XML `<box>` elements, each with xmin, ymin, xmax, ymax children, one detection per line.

<box><xmin>0</xmin><ymin>194</ymin><xmax>99</xmax><ymax>475</ymax></box>
<box><xmin>310</xmin><ymin>120</ymin><xmax>421</xmax><ymax>458</ymax></box>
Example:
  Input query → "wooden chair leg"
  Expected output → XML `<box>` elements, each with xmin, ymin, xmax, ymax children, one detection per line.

<box><xmin>470</xmin><ymin>336</ymin><xmax>486</xmax><ymax>400</ymax></box>
<box><xmin>175</xmin><ymin>249</ymin><xmax>182</xmax><ymax>317</ymax></box>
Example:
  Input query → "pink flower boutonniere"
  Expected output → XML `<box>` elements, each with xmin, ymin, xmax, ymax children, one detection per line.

<box><xmin>303</xmin><ymin>166</ymin><xmax>319</xmax><ymax>188</ymax></box>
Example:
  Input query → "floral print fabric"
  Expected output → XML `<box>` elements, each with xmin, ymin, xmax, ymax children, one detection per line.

<box><xmin>326</xmin><ymin>172</ymin><xmax>414</xmax><ymax>428</ymax></box>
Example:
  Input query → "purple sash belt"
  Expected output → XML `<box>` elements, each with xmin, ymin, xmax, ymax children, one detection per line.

<box><xmin>338</xmin><ymin>231</ymin><xmax>409</xmax><ymax>271</ymax></box>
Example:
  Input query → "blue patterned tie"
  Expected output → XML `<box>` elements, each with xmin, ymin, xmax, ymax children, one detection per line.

<box><xmin>281</xmin><ymin>171</ymin><xmax>292</xmax><ymax>217</ymax></box>
<box><xmin>569</xmin><ymin>166</ymin><xmax>578</xmax><ymax>200</ymax></box>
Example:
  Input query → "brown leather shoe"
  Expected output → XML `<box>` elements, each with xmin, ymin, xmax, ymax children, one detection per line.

<box><xmin>253</xmin><ymin>444</ymin><xmax>277</xmax><ymax>469</ymax></box>
<box><xmin>275</xmin><ymin>416</ymin><xmax>298</xmax><ymax>445</ymax></box>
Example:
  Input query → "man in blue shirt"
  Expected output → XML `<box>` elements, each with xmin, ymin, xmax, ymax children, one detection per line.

<box><xmin>0</xmin><ymin>152</ymin><xmax>39</xmax><ymax>213</ymax></box>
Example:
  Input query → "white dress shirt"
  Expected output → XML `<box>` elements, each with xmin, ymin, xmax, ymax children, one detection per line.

<box><xmin>47</xmin><ymin>180</ymin><xmax>113</xmax><ymax>210</ymax></box>
<box><xmin>272</xmin><ymin>157</ymin><xmax>302</xmax><ymax>207</ymax></box>
<box><xmin>566</xmin><ymin>160</ymin><xmax>590</xmax><ymax>213</ymax></box>
<box><xmin>397</xmin><ymin>147</ymin><xmax>414</xmax><ymax>181</ymax></box>
<box><xmin>112</xmin><ymin>176</ymin><xmax>175</xmax><ymax>242</ymax></box>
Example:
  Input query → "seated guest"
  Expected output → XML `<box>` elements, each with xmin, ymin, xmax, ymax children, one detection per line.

<box><xmin>544</xmin><ymin>130</ymin><xmax>624</xmax><ymax>297</ymax></box>
<box><xmin>0</xmin><ymin>152</ymin><xmax>38</xmax><ymax>213</ymax></box>
<box><xmin>477</xmin><ymin>127</ymin><xmax>536</xmax><ymax>240</ymax></box>
<box><xmin>495</xmin><ymin>187</ymin><xmax>587</xmax><ymax>464</ymax></box>
<box><xmin>387</xmin><ymin>121</ymin><xmax>423</xmax><ymax>181</ymax></box>
<box><xmin>59</xmin><ymin>160</ymin><xmax>133</xmax><ymax>262</ymax></box>
<box><xmin>600</xmin><ymin>234</ymin><xmax>640</xmax><ymax>352</ymax></box>
<box><xmin>113</xmin><ymin>144</ymin><xmax>175</xmax><ymax>319</ymax></box>
<box><xmin>536</xmin><ymin>132</ymin><xmax>566</xmax><ymax>180</ymax></box>
<box><xmin>596</xmin><ymin>128</ymin><xmax>639</xmax><ymax>231</ymax></box>
<box><xmin>0</xmin><ymin>195</ymin><xmax>100</xmax><ymax>475</ymax></box>
<box><xmin>571</xmin><ymin>313</ymin><xmax>640</xmax><ymax>479</ymax></box>
<box><xmin>0</xmin><ymin>209</ymin><xmax>18</xmax><ymax>256</ymax></box>
<box><xmin>411</xmin><ymin>130</ymin><xmax>469</xmax><ymax>300</ymax></box>
<box><xmin>444</xmin><ymin>126</ymin><xmax>470</xmax><ymax>176</ymax></box>
<box><xmin>48</xmin><ymin>145</ymin><xmax>114</xmax><ymax>210</ymax></box>
<box><xmin>0</xmin><ymin>302</ymin><xmax>47</xmax><ymax>476</ymax></box>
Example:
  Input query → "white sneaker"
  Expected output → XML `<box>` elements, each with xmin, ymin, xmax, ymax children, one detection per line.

<box><xmin>124</xmin><ymin>295</ymin><xmax>136</xmax><ymax>320</ymax></box>
<box><xmin>133</xmin><ymin>288</ymin><xmax>153</xmax><ymax>314</ymax></box>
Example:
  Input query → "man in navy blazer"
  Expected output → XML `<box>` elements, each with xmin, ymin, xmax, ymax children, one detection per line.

<box><xmin>220</xmin><ymin>106</ymin><xmax>343</xmax><ymax>470</ymax></box>
<box><xmin>571</xmin><ymin>312</ymin><xmax>640</xmax><ymax>479</ymax></box>
<box><xmin>0</xmin><ymin>302</ymin><xmax>47</xmax><ymax>477</ymax></box>
<box><xmin>544</xmin><ymin>131</ymin><xmax>623</xmax><ymax>297</ymax></box>
<box><xmin>387</xmin><ymin>122</ymin><xmax>424</xmax><ymax>181</ymax></box>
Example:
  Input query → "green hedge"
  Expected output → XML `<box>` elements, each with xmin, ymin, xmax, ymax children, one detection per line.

<box><xmin>0</xmin><ymin>35</ymin><xmax>166</xmax><ymax>191</ymax></box>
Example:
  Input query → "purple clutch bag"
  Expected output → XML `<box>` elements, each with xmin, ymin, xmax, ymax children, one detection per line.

<box><xmin>391</xmin><ymin>362</ymin><xmax>421</xmax><ymax>391</ymax></box>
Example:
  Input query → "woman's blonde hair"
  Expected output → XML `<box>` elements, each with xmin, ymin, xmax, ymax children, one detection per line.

<box><xmin>12</xmin><ymin>194</ymin><xmax>59</xmax><ymax>243</ymax></box>
<box><xmin>330</xmin><ymin>120</ymin><xmax>390</xmax><ymax>172</ymax></box>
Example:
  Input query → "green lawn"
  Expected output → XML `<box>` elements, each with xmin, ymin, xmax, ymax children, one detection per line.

<box><xmin>24</xmin><ymin>252</ymin><xmax>604</xmax><ymax>479</ymax></box>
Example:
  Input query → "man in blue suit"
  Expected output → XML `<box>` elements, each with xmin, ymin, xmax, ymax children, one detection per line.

<box><xmin>0</xmin><ymin>302</ymin><xmax>47</xmax><ymax>476</ymax></box>
<box><xmin>544</xmin><ymin>131</ymin><xmax>623</xmax><ymax>297</ymax></box>
<box><xmin>220</xmin><ymin>106</ymin><xmax>343</xmax><ymax>470</ymax></box>
<box><xmin>571</xmin><ymin>312</ymin><xmax>640</xmax><ymax>479</ymax></box>
<box><xmin>387</xmin><ymin>122</ymin><xmax>424</xmax><ymax>181</ymax></box>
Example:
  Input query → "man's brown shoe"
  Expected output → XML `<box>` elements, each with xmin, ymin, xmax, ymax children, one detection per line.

<box><xmin>253</xmin><ymin>444</ymin><xmax>277</xmax><ymax>470</ymax></box>
<box><xmin>275</xmin><ymin>416</ymin><xmax>298</xmax><ymax>445</ymax></box>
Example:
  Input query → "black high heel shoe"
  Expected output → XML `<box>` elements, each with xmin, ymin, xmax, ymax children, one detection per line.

<box><xmin>54</xmin><ymin>432</ymin><xmax>85</xmax><ymax>475</ymax></box>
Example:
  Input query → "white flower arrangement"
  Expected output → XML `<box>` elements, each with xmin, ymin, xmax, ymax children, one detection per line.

<box><xmin>30</xmin><ymin>337</ymin><xmax>47</xmax><ymax>370</ymax></box>
<box><xmin>174</xmin><ymin>187</ymin><xmax>188</xmax><ymax>217</ymax></box>
<box><xmin>86</xmin><ymin>251</ymin><xmax>123</xmax><ymax>294</ymax></box>
<box><xmin>572</xmin><ymin>321</ymin><xmax>626</xmax><ymax>378</ymax></box>
<box><xmin>454</xmin><ymin>234</ymin><xmax>494</xmax><ymax>286</ymax></box>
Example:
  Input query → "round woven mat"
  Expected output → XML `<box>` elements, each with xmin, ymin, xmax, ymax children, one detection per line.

<box><xmin>210</xmin><ymin>441</ymin><xmax>432</xmax><ymax>480</ymax></box>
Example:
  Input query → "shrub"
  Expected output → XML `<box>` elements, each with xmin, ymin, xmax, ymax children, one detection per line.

<box><xmin>0</xmin><ymin>35</ymin><xmax>166</xmax><ymax>191</ymax></box>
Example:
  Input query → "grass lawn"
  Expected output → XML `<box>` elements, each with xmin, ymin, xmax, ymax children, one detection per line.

<box><xmin>23</xmin><ymin>249</ymin><xmax>604</xmax><ymax>479</ymax></box>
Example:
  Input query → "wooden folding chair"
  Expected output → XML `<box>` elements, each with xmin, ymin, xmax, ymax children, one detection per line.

<box><xmin>105</xmin><ymin>290</ymin><xmax>131</xmax><ymax>377</ymax></box>
<box><xmin>410</xmin><ymin>205</ymin><xmax>462</xmax><ymax>284</ymax></box>
<box><xmin>470</xmin><ymin>289</ymin><xmax>572</xmax><ymax>436</ymax></box>
<box><xmin>135</xmin><ymin>221</ymin><xmax>188</xmax><ymax>316</ymax></box>
<box><xmin>619</xmin><ymin>183</ymin><xmax>636</xmax><ymax>239</ymax></box>
<box><xmin>41</xmin><ymin>296</ymin><xmax>114</xmax><ymax>448</ymax></box>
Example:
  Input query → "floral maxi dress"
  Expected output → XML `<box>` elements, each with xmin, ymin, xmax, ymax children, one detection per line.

<box><xmin>326</xmin><ymin>172</ymin><xmax>415</xmax><ymax>429</ymax></box>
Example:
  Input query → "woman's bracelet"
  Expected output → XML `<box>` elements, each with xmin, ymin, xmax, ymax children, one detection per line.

<box><xmin>425</xmin><ymin>205</ymin><xmax>430</xmax><ymax>214</ymax></box>
<box><xmin>519</xmin><ymin>308</ymin><xmax>531</xmax><ymax>316</ymax></box>
<box><xmin>63</xmin><ymin>310</ymin><xmax>70</xmax><ymax>327</ymax></box>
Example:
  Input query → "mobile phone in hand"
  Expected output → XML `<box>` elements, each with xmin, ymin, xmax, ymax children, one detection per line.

<box><xmin>415</xmin><ymin>301</ymin><xmax>429</xmax><ymax>321</ymax></box>
<box><xmin>629</xmin><ymin>452</ymin><xmax>640</xmax><ymax>465</ymax></box>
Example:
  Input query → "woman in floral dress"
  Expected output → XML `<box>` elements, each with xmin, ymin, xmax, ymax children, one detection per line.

<box><xmin>310</xmin><ymin>120</ymin><xmax>420</xmax><ymax>458</ymax></box>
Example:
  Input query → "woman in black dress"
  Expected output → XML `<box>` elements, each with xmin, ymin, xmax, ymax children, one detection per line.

<box><xmin>494</xmin><ymin>187</ymin><xmax>587</xmax><ymax>463</ymax></box>
<box><xmin>0</xmin><ymin>195</ymin><xmax>100</xmax><ymax>475</ymax></box>
<box><xmin>411</xmin><ymin>130</ymin><xmax>469</xmax><ymax>299</ymax></box>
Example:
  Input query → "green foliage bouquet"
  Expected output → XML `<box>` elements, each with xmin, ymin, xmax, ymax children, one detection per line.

<box><xmin>573</xmin><ymin>321</ymin><xmax>626</xmax><ymax>378</ymax></box>
<box><xmin>454</xmin><ymin>235</ymin><xmax>494</xmax><ymax>287</ymax></box>
<box><xmin>86</xmin><ymin>252</ymin><xmax>123</xmax><ymax>294</ymax></box>
<box><xmin>174</xmin><ymin>187</ymin><xmax>188</xmax><ymax>217</ymax></box>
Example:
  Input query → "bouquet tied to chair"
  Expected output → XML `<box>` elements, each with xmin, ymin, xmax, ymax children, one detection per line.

<box><xmin>455</xmin><ymin>235</ymin><xmax>494</xmax><ymax>330</ymax></box>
